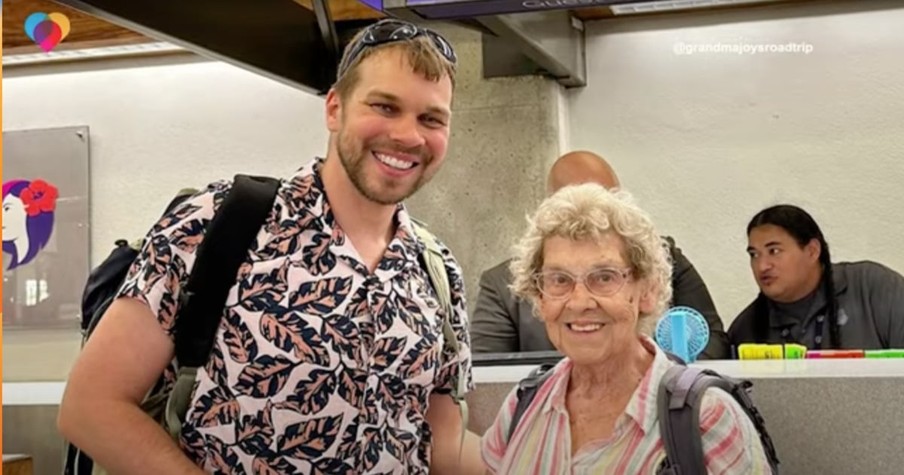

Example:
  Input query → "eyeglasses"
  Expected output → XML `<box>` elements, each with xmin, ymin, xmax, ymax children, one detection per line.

<box><xmin>339</xmin><ymin>19</ymin><xmax>457</xmax><ymax>78</ymax></box>
<box><xmin>533</xmin><ymin>268</ymin><xmax>633</xmax><ymax>299</ymax></box>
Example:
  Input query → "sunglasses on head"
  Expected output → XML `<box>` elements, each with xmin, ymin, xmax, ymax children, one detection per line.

<box><xmin>339</xmin><ymin>19</ymin><xmax>457</xmax><ymax>77</ymax></box>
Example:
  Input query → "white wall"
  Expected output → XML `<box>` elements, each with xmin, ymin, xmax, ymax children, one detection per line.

<box><xmin>568</xmin><ymin>1</ymin><xmax>904</xmax><ymax>325</ymax></box>
<box><xmin>3</xmin><ymin>55</ymin><xmax>328</xmax><ymax>380</ymax></box>
<box><xmin>4</xmin><ymin>55</ymin><xmax>328</xmax><ymax>269</ymax></box>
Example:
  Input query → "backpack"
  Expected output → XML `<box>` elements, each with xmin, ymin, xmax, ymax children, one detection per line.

<box><xmin>65</xmin><ymin>174</ymin><xmax>281</xmax><ymax>475</ymax></box>
<box><xmin>78</xmin><ymin>188</ymin><xmax>199</xmax><ymax>338</ymax></box>
<box><xmin>506</xmin><ymin>354</ymin><xmax>780</xmax><ymax>475</ymax></box>
<box><xmin>64</xmin><ymin>175</ymin><xmax>463</xmax><ymax>474</ymax></box>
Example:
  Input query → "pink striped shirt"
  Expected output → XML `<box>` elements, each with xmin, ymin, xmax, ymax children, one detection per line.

<box><xmin>481</xmin><ymin>337</ymin><xmax>772</xmax><ymax>474</ymax></box>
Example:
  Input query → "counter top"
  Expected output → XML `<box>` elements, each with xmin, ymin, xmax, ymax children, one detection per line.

<box><xmin>4</xmin><ymin>359</ymin><xmax>903</xmax><ymax>406</ymax></box>
<box><xmin>473</xmin><ymin>357</ymin><xmax>904</xmax><ymax>383</ymax></box>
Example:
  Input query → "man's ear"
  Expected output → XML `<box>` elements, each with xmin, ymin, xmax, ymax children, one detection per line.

<box><xmin>325</xmin><ymin>88</ymin><xmax>342</xmax><ymax>133</ymax></box>
<box><xmin>805</xmin><ymin>238</ymin><xmax>822</xmax><ymax>262</ymax></box>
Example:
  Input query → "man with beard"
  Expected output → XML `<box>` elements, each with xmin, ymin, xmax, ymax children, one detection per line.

<box><xmin>58</xmin><ymin>19</ymin><xmax>483</xmax><ymax>474</ymax></box>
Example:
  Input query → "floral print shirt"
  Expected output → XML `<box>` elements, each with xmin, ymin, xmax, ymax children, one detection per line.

<box><xmin>118</xmin><ymin>157</ymin><xmax>473</xmax><ymax>474</ymax></box>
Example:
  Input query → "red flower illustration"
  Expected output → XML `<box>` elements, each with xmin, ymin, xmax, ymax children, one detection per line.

<box><xmin>20</xmin><ymin>179</ymin><xmax>59</xmax><ymax>217</ymax></box>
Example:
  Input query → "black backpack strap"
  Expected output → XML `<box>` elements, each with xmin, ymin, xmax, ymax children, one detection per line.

<box><xmin>506</xmin><ymin>363</ymin><xmax>555</xmax><ymax>443</ymax></box>
<box><xmin>68</xmin><ymin>176</ymin><xmax>280</xmax><ymax>472</ymax></box>
<box><xmin>657</xmin><ymin>365</ymin><xmax>781</xmax><ymax>475</ymax></box>
<box><xmin>174</xmin><ymin>174</ymin><xmax>280</xmax><ymax>366</ymax></box>
<box><xmin>165</xmin><ymin>175</ymin><xmax>280</xmax><ymax>440</ymax></box>
<box><xmin>721</xmin><ymin>378</ymin><xmax>780</xmax><ymax>473</ymax></box>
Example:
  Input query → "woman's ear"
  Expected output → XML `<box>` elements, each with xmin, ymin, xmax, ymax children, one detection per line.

<box><xmin>532</xmin><ymin>295</ymin><xmax>548</xmax><ymax>321</ymax></box>
<box><xmin>638</xmin><ymin>282</ymin><xmax>657</xmax><ymax>315</ymax></box>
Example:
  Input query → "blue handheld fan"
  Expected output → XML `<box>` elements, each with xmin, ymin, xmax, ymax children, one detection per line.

<box><xmin>655</xmin><ymin>306</ymin><xmax>710</xmax><ymax>363</ymax></box>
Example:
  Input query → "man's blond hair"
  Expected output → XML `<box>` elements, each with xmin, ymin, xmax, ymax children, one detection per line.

<box><xmin>333</xmin><ymin>26</ymin><xmax>456</xmax><ymax>99</ymax></box>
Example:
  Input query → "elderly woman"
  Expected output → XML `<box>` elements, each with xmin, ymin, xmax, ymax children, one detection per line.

<box><xmin>480</xmin><ymin>184</ymin><xmax>771</xmax><ymax>474</ymax></box>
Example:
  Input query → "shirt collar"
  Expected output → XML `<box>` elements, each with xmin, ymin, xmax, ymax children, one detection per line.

<box><xmin>542</xmin><ymin>358</ymin><xmax>573</xmax><ymax>415</ymax></box>
<box><xmin>286</xmin><ymin>157</ymin><xmax>424</xmax><ymax>275</ymax></box>
<box><xmin>542</xmin><ymin>336</ymin><xmax>671</xmax><ymax>435</ymax></box>
<box><xmin>624</xmin><ymin>336</ymin><xmax>671</xmax><ymax>435</ymax></box>
<box><xmin>767</xmin><ymin>263</ymin><xmax>848</xmax><ymax>328</ymax></box>
<box><xmin>832</xmin><ymin>263</ymin><xmax>849</xmax><ymax>294</ymax></box>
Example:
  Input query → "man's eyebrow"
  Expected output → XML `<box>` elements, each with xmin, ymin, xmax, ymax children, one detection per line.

<box><xmin>364</xmin><ymin>91</ymin><xmax>400</xmax><ymax>103</ymax></box>
<box><xmin>747</xmin><ymin>242</ymin><xmax>781</xmax><ymax>252</ymax></box>
<box><xmin>426</xmin><ymin>105</ymin><xmax>451</xmax><ymax>120</ymax></box>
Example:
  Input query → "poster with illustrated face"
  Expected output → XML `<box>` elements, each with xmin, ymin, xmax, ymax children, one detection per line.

<box><xmin>2</xmin><ymin>126</ymin><xmax>90</xmax><ymax>330</ymax></box>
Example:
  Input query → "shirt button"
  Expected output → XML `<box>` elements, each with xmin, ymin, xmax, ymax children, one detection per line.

<box><xmin>814</xmin><ymin>336</ymin><xmax>823</xmax><ymax>344</ymax></box>
<box><xmin>781</xmin><ymin>329</ymin><xmax>790</xmax><ymax>337</ymax></box>
<box><xmin>816</xmin><ymin>315</ymin><xmax>825</xmax><ymax>323</ymax></box>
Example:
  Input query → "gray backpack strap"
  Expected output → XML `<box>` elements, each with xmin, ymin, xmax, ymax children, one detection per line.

<box><xmin>657</xmin><ymin>364</ymin><xmax>780</xmax><ymax>475</ymax></box>
<box><xmin>658</xmin><ymin>365</ymin><xmax>709</xmax><ymax>475</ymax></box>
<box><xmin>410</xmin><ymin>220</ymin><xmax>469</xmax><ymax>454</ymax></box>
<box><xmin>506</xmin><ymin>363</ymin><xmax>555</xmax><ymax>443</ymax></box>
<box><xmin>411</xmin><ymin>221</ymin><xmax>463</xmax><ymax>398</ymax></box>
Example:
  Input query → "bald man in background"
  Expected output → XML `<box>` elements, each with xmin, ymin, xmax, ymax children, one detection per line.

<box><xmin>471</xmin><ymin>151</ymin><xmax>731</xmax><ymax>359</ymax></box>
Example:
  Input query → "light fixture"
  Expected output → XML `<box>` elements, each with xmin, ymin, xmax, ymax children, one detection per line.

<box><xmin>610</xmin><ymin>0</ymin><xmax>781</xmax><ymax>15</ymax></box>
<box><xmin>3</xmin><ymin>42</ymin><xmax>187</xmax><ymax>67</ymax></box>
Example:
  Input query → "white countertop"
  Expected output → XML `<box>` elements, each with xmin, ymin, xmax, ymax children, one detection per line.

<box><xmin>2</xmin><ymin>381</ymin><xmax>67</xmax><ymax>406</ymax></box>
<box><xmin>4</xmin><ymin>359</ymin><xmax>903</xmax><ymax>406</ymax></box>
<box><xmin>473</xmin><ymin>358</ymin><xmax>904</xmax><ymax>384</ymax></box>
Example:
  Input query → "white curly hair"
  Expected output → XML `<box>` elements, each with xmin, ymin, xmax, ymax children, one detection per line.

<box><xmin>509</xmin><ymin>183</ymin><xmax>673</xmax><ymax>335</ymax></box>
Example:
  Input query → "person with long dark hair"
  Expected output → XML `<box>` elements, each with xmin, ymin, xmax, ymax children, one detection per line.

<box><xmin>729</xmin><ymin>204</ymin><xmax>904</xmax><ymax>350</ymax></box>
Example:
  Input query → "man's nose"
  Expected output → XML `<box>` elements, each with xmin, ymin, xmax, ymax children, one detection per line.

<box><xmin>753</xmin><ymin>257</ymin><xmax>772</xmax><ymax>273</ymax></box>
<box><xmin>388</xmin><ymin>115</ymin><xmax>426</xmax><ymax>149</ymax></box>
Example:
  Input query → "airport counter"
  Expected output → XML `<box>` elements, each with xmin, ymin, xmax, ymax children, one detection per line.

<box><xmin>3</xmin><ymin>357</ymin><xmax>903</xmax><ymax>475</ymax></box>
<box><xmin>468</xmin><ymin>354</ymin><xmax>904</xmax><ymax>475</ymax></box>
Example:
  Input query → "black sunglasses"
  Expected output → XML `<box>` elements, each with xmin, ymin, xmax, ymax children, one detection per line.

<box><xmin>339</xmin><ymin>19</ymin><xmax>457</xmax><ymax>78</ymax></box>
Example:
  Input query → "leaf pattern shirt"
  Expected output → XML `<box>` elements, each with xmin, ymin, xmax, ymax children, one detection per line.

<box><xmin>117</xmin><ymin>156</ymin><xmax>474</xmax><ymax>474</ymax></box>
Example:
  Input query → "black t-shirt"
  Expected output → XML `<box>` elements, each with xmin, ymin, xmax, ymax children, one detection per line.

<box><xmin>769</xmin><ymin>287</ymin><xmax>821</xmax><ymax>344</ymax></box>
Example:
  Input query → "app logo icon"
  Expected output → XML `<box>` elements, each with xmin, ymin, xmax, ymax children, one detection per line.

<box><xmin>25</xmin><ymin>12</ymin><xmax>71</xmax><ymax>52</ymax></box>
